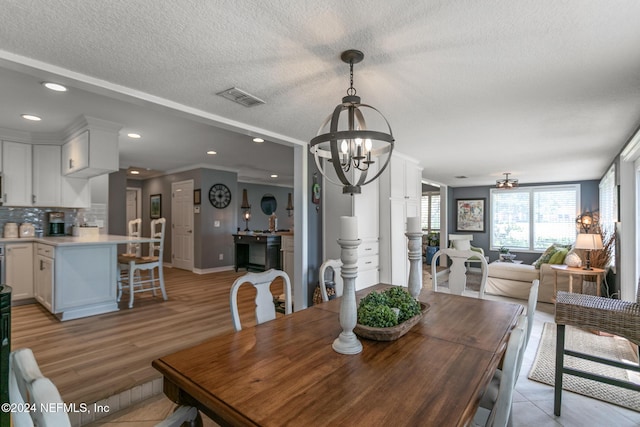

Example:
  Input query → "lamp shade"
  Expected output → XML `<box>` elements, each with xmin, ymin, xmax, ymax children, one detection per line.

<box><xmin>575</xmin><ymin>233</ymin><xmax>603</xmax><ymax>250</ymax></box>
<box><xmin>241</xmin><ymin>189</ymin><xmax>251</xmax><ymax>209</ymax></box>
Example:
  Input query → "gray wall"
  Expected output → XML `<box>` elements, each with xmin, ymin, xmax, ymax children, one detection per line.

<box><xmin>307</xmin><ymin>152</ymin><xmax>323</xmax><ymax>306</ymax></box>
<box><xmin>449</xmin><ymin>180</ymin><xmax>600</xmax><ymax>264</ymax></box>
<box><xmin>237</xmin><ymin>183</ymin><xmax>294</xmax><ymax>232</ymax></box>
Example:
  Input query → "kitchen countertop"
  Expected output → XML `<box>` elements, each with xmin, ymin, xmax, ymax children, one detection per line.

<box><xmin>0</xmin><ymin>235</ymin><xmax>158</xmax><ymax>246</ymax></box>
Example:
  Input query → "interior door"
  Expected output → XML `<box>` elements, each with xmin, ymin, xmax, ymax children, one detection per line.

<box><xmin>126</xmin><ymin>189</ymin><xmax>140</xmax><ymax>223</ymax></box>
<box><xmin>172</xmin><ymin>180</ymin><xmax>194</xmax><ymax>271</ymax></box>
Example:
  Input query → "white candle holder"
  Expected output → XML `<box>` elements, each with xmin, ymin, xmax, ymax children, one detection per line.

<box><xmin>406</xmin><ymin>231</ymin><xmax>423</xmax><ymax>299</ymax></box>
<box><xmin>332</xmin><ymin>235</ymin><xmax>363</xmax><ymax>355</ymax></box>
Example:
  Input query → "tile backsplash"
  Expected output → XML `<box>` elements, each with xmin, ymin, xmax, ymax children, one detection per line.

<box><xmin>0</xmin><ymin>207</ymin><xmax>88</xmax><ymax>237</ymax></box>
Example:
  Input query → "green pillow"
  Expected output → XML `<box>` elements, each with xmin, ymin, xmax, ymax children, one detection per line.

<box><xmin>548</xmin><ymin>248</ymin><xmax>568</xmax><ymax>264</ymax></box>
<box><xmin>535</xmin><ymin>245</ymin><xmax>557</xmax><ymax>269</ymax></box>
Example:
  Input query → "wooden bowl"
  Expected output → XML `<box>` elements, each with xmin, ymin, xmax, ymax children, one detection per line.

<box><xmin>354</xmin><ymin>302</ymin><xmax>430</xmax><ymax>341</ymax></box>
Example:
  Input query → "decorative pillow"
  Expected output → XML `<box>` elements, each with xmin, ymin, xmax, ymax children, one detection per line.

<box><xmin>452</xmin><ymin>240</ymin><xmax>471</xmax><ymax>251</ymax></box>
<box><xmin>548</xmin><ymin>248</ymin><xmax>568</xmax><ymax>264</ymax></box>
<box><xmin>565</xmin><ymin>252</ymin><xmax>582</xmax><ymax>267</ymax></box>
<box><xmin>534</xmin><ymin>245</ymin><xmax>557</xmax><ymax>269</ymax></box>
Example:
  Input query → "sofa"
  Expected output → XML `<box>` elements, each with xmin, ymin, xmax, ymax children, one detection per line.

<box><xmin>486</xmin><ymin>262</ymin><xmax>579</xmax><ymax>303</ymax></box>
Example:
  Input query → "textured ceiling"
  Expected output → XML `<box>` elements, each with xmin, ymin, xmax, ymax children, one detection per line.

<box><xmin>0</xmin><ymin>1</ymin><xmax>639</xmax><ymax>187</ymax></box>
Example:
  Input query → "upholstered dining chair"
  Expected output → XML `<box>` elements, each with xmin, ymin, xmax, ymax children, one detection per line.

<box><xmin>473</xmin><ymin>315</ymin><xmax>528</xmax><ymax>427</ymax></box>
<box><xmin>554</xmin><ymin>279</ymin><xmax>640</xmax><ymax>416</ymax></box>
<box><xmin>449</xmin><ymin>234</ymin><xmax>486</xmax><ymax>267</ymax></box>
<box><xmin>9</xmin><ymin>348</ymin><xmax>199</xmax><ymax>427</ymax></box>
<box><xmin>117</xmin><ymin>218</ymin><xmax>167</xmax><ymax>309</ymax></box>
<box><xmin>319</xmin><ymin>259</ymin><xmax>343</xmax><ymax>302</ymax></box>
<box><xmin>431</xmin><ymin>248</ymin><xmax>489</xmax><ymax>298</ymax></box>
<box><xmin>478</xmin><ymin>279</ymin><xmax>539</xmax><ymax>424</ymax></box>
<box><xmin>230</xmin><ymin>269</ymin><xmax>292</xmax><ymax>331</ymax></box>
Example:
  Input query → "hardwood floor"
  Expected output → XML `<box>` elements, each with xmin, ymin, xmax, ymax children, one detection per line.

<box><xmin>11</xmin><ymin>267</ymin><xmax>284</xmax><ymax>406</ymax></box>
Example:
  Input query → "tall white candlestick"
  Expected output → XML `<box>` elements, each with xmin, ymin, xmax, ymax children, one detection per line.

<box><xmin>340</xmin><ymin>216</ymin><xmax>358</xmax><ymax>240</ymax></box>
<box><xmin>407</xmin><ymin>216</ymin><xmax>421</xmax><ymax>234</ymax></box>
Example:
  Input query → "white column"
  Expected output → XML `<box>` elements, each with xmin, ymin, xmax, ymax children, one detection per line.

<box><xmin>332</xmin><ymin>216</ymin><xmax>362</xmax><ymax>355</ymax></box>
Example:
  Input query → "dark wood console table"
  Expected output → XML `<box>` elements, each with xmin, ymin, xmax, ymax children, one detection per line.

<box><xmin>233</xmin><ymin>234</ymin><xmax>281</xmax><ymax>272</ymax></box>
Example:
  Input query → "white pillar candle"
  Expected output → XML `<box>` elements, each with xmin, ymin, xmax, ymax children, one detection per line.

<box><xmin>407</xmin><ymin>216</ymin><xmax>421</xmax><ymax>233</ymax></box>
<box><xmin>340</xmin><ymin>216</ymin><xmax>358</xmax><ymax>240</ymax></box>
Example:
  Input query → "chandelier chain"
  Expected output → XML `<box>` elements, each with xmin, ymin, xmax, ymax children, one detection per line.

<box><xmin>347</xmin><ymin>60</ymin><xmax>357</xmax><ymax>96</ymax></box>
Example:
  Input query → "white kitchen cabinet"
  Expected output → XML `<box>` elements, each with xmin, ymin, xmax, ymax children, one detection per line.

<box><xmin>62</xmin><ymin>119</ymin><xmax>119</xmax><ymax>178</ymax></box>
<box><xmin>379</xmin><ymin>153</ymin><xmax>423</xmax><ymax>286</ymax></box>
<box><xmin>6</xmin><ymin>242</ymin><xmax>34</xmax><ymax>301</ymax></box>
<box><xmin>34</xmin><ymin>244</ymin><xmax>54</xmax><ymax>312</ymax></box>
<box><xmin>32</xmin><ymin>145</ymin><xmax>62</xmax><ymax>207</ymax></box>
<box><xmin>2</xmin><ymin>141</ymin><xmax>32</xmax><ymax>206</ymax></box>
<box><xmin>322</xmin><ymin>161</ymin><xmax>379</xmax><ymax>290</ymax></box>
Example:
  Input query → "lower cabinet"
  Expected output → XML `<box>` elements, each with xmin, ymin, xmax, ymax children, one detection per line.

<box><xmin>6</xmin><ymin>243</ymin><xmax>34</xmax><ymax>301</ymax></box>
<box><xmin>33</xmin><ymin>243</ymin><xmax>118</xmax><ymax>320</ymax></box>
<box><xmin>34</xmin><ymin>244</ymin><xmax>54</xmax><ymax>312</ymax></box>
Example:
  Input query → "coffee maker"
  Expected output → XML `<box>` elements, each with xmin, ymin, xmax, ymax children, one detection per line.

<box><xmin>48</xmin><ymin>212</ymin><xmax>65</xmax><ymax>236</ymax></box>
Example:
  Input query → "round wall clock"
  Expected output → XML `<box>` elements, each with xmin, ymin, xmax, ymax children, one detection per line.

<box><xmin>209</xmin><ymin>183</ymin><xmax>232</xmax><ymax>209</ymax></box>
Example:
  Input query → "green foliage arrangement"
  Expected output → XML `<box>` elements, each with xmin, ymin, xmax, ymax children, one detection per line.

<box><xmin>357</xmin><ymin>287</ymin><xmax>422</xmax><ymax>328</ymax></box>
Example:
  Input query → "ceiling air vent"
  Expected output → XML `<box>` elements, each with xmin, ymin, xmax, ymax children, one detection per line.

<box><xmin>216</xmin><ymin>87</ymin><xmax>265</xmax><ymax>108</ymax></box>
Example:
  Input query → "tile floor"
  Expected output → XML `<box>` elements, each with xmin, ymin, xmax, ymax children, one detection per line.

<box><xmin>88</xmin><ymin>295</ymin><xmax>640</xmax><ymax>427</ymax></box>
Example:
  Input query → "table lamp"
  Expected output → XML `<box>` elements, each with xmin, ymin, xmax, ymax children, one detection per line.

<box><xmin>575</xmin><ymin>233</ymin><xmax>603</xmax><ymax>270</ymax></box>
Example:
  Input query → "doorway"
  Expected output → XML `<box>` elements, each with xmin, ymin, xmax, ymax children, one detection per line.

<box><xmin>126</xmin><ymin>188</ymin><xmax>142</xmax><ymax>224</ymax></box>
<box><xmin>171</xmin><ymin>180</ymin><xmax>194</xmax><ymax>271</ymax></box>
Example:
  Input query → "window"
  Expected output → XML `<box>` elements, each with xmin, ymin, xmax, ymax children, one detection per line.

<box><xmin>490</xmin><ymin>184</ymin><xmax>580</xmax><ymax>251</ymax></box>
<box><xmin>599</xmin><ymin>165</ymin><xmax>616</xmax><ymax>235</ymax></box>
<box><xmin>421</xmin><ymin>192</ymin><xmax>440</xmax><ymax>232</ymax></box>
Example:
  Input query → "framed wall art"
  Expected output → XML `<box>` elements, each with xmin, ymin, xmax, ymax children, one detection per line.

<box><xmin>456</xmin><ymin>198</ymin><xmax>486</xmax><ymax>232</ymax></box>
<box><xmin>150</xmin><ymin>194</ymin><xmax>162</xmax><ymax>219</ymax></box>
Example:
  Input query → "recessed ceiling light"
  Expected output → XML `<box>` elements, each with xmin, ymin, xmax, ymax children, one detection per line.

<box><xmin>253</xmin><ymin>138</ymin><xmax>264</xmax><ymax>143</ymax></box>
<box><xmin>271</xmin><ymin>174</ymin><xmax>278</xmax><ymax>178</ymax></box>
<box><xmin>42</xmin><ymin>82</ymin><xmax>67</xmax><ymax>92</ymax></box>
<box><xmin>127</xmin><ymin>133</ymin><xmax>141</xmax><ymax>139</ymax></box>
<box><xmin>130</xmin><ymin>170</ymin><xmax>140</xmax><ymax>175</ymax></box>
<box><xmin>21</xmin><ymin>114</ymin><xmax>41</xmax><ymax>121</ymax></box>
<box><xmin>207</xmin><ymin>150</ymin><xmax>217</xmax><ymax>155</ymax></box>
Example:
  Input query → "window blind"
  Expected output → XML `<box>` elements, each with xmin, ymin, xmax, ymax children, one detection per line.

<box><xmin>491</xmin><ymin>184</ymin><xmax>579</xmax><ymax>251</ymax></box>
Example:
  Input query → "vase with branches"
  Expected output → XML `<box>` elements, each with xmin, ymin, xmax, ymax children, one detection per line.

<box><xmin>584</xmin><ymin>227</ymin><xmax>616</xmax><ymax>296</ymax></box>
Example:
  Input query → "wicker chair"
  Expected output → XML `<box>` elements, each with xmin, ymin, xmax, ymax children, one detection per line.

<box><xmin>553</xmin><ymin>280</ymin><xmax>640</xmax><ymax>416</ymax></box>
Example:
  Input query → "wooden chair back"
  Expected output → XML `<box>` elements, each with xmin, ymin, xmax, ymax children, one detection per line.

<box><xmin>319</xmin><ymin>259</ymin><xmax>343</xmax><ymax>302</ymax></box>
<box><xmin>431</xmin><ymin>248</ymin><xmax>489</xmax><ymax>298</ymax></box>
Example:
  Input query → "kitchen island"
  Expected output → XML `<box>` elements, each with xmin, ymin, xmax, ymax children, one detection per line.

<box><xmin>2</xmin><ymin>235</ymin><xmax>158</xmax><ymax>321</ymax></box>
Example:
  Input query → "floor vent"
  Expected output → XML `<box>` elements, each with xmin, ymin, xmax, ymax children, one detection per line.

<box><xmin>216</xmin><ymin>87</ymin><xmax>265</xmax><ymax>107</ymax></box>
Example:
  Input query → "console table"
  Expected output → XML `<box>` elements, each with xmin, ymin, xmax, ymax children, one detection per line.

<box><xmin>233</xmin><ymin>234</ymin><xmax>281</xmax><ymax>272</ymax></box>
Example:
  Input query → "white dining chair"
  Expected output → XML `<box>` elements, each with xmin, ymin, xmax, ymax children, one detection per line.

<box><xmin>229</xmin><ymin>269</ymin><xmax>292</xmax><ymax>331</ymax></box>
<box><xmin>473</xmin><ymin>315</ymin><xmax>528</xmax><ymax>427</ymax></box>
<box><xmin>118</xmin><ymin>218</ymin><xmax>168</xmax><ymax>309</ymax></box>
<box><xmin>319</xmin><ymin>259</ymin><xmax>343</xmax><ymax>302</ymax></box>
<box><xmin>9</xmin><ymin>348</ymin><xmax>199</xmax><ymax>427</ymax></box>
<box><xmin>431</xmin><ymin>248</ymin><xmax>489</xmax><ymax>298</ymax></box>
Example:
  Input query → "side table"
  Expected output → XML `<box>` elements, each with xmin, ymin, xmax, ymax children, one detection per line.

<box><xmin>550</xmin><ymin>265</ymin><xmax>605</xmax><ymax>300</ymax></box>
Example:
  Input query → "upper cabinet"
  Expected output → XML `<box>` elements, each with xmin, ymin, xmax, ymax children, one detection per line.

<box><xmin>33</xmin><ymin>144</ymin><xmax>62</xmax><ymax>207</ymax></box>
<box><xmin>62</xmin><ymin>117</ymin><xmax>120</xmax><ymax>178</ymax></box>
<box><xmin>2</xmin><ymin>141</ymin><xmax>32</xmax><ymax>206</ymax></box>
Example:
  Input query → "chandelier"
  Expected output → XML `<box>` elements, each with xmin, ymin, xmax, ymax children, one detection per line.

<box><xmin>310</xmin><ymin>50</ymin><xmax>394</xmax><ymax>195</ymax></box>
<box><xmin>496</xmin><ymin>172</ymin><xmax>519</xmax><ymax>189</ymax></box>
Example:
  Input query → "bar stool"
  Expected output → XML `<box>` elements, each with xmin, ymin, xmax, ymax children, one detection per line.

<box><xmin>118</xmin><ymin>218</ymin><xmax>167</xmax><ymax>308</ymax></box>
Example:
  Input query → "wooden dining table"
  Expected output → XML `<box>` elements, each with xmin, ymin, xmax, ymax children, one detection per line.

<box><xmin>152</xmin><ymin>284</ymin><xmax>523</xmax><ymax>427</ymax></box>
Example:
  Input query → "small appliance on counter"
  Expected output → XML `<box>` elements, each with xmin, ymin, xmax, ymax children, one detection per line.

<box><xmin>19</xmin><ymin>223</ymin><xmax>35</xmax><ymax>238</ymax></box>
<box><xmin>48</xmin><ymin>212</ymin><xmax>65</xmax><ymax>236</ymax></box>
<box><xmin>3</xmin><ymin>223</ymin><xmax>18</xmax><ymax>238</ymax></box>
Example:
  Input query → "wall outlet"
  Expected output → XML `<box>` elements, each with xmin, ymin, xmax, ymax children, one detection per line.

<box><xmin>214</xmin><ymin>220</ymin><xmax>220</xmax><ymax>227</ymax></box>
<box><xmin>219</xmin><ymin>253</ymin><xmax>224</xmax><ymax>260</ymax></box>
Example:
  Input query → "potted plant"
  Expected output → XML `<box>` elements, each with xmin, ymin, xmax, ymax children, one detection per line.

<box><xmin>354</xmin><ymin>287</ymin><xmax>428</xmax><ymax>341</ymax></box>
<box><xmin>426</xmin><ymin>232</ymin><xmax>440</xmax><ymax>266</ymax></box>
<box><xmin>499</xmin><ymin>246</ymin><xmax>516</xmax><ymax>262</ymax></box>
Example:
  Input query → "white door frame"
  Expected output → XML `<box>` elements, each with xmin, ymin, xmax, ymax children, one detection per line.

<box><xmin>125</xmin><ymin>187</ymin><xmax>142</xmax><ymax>222</ymax></box>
